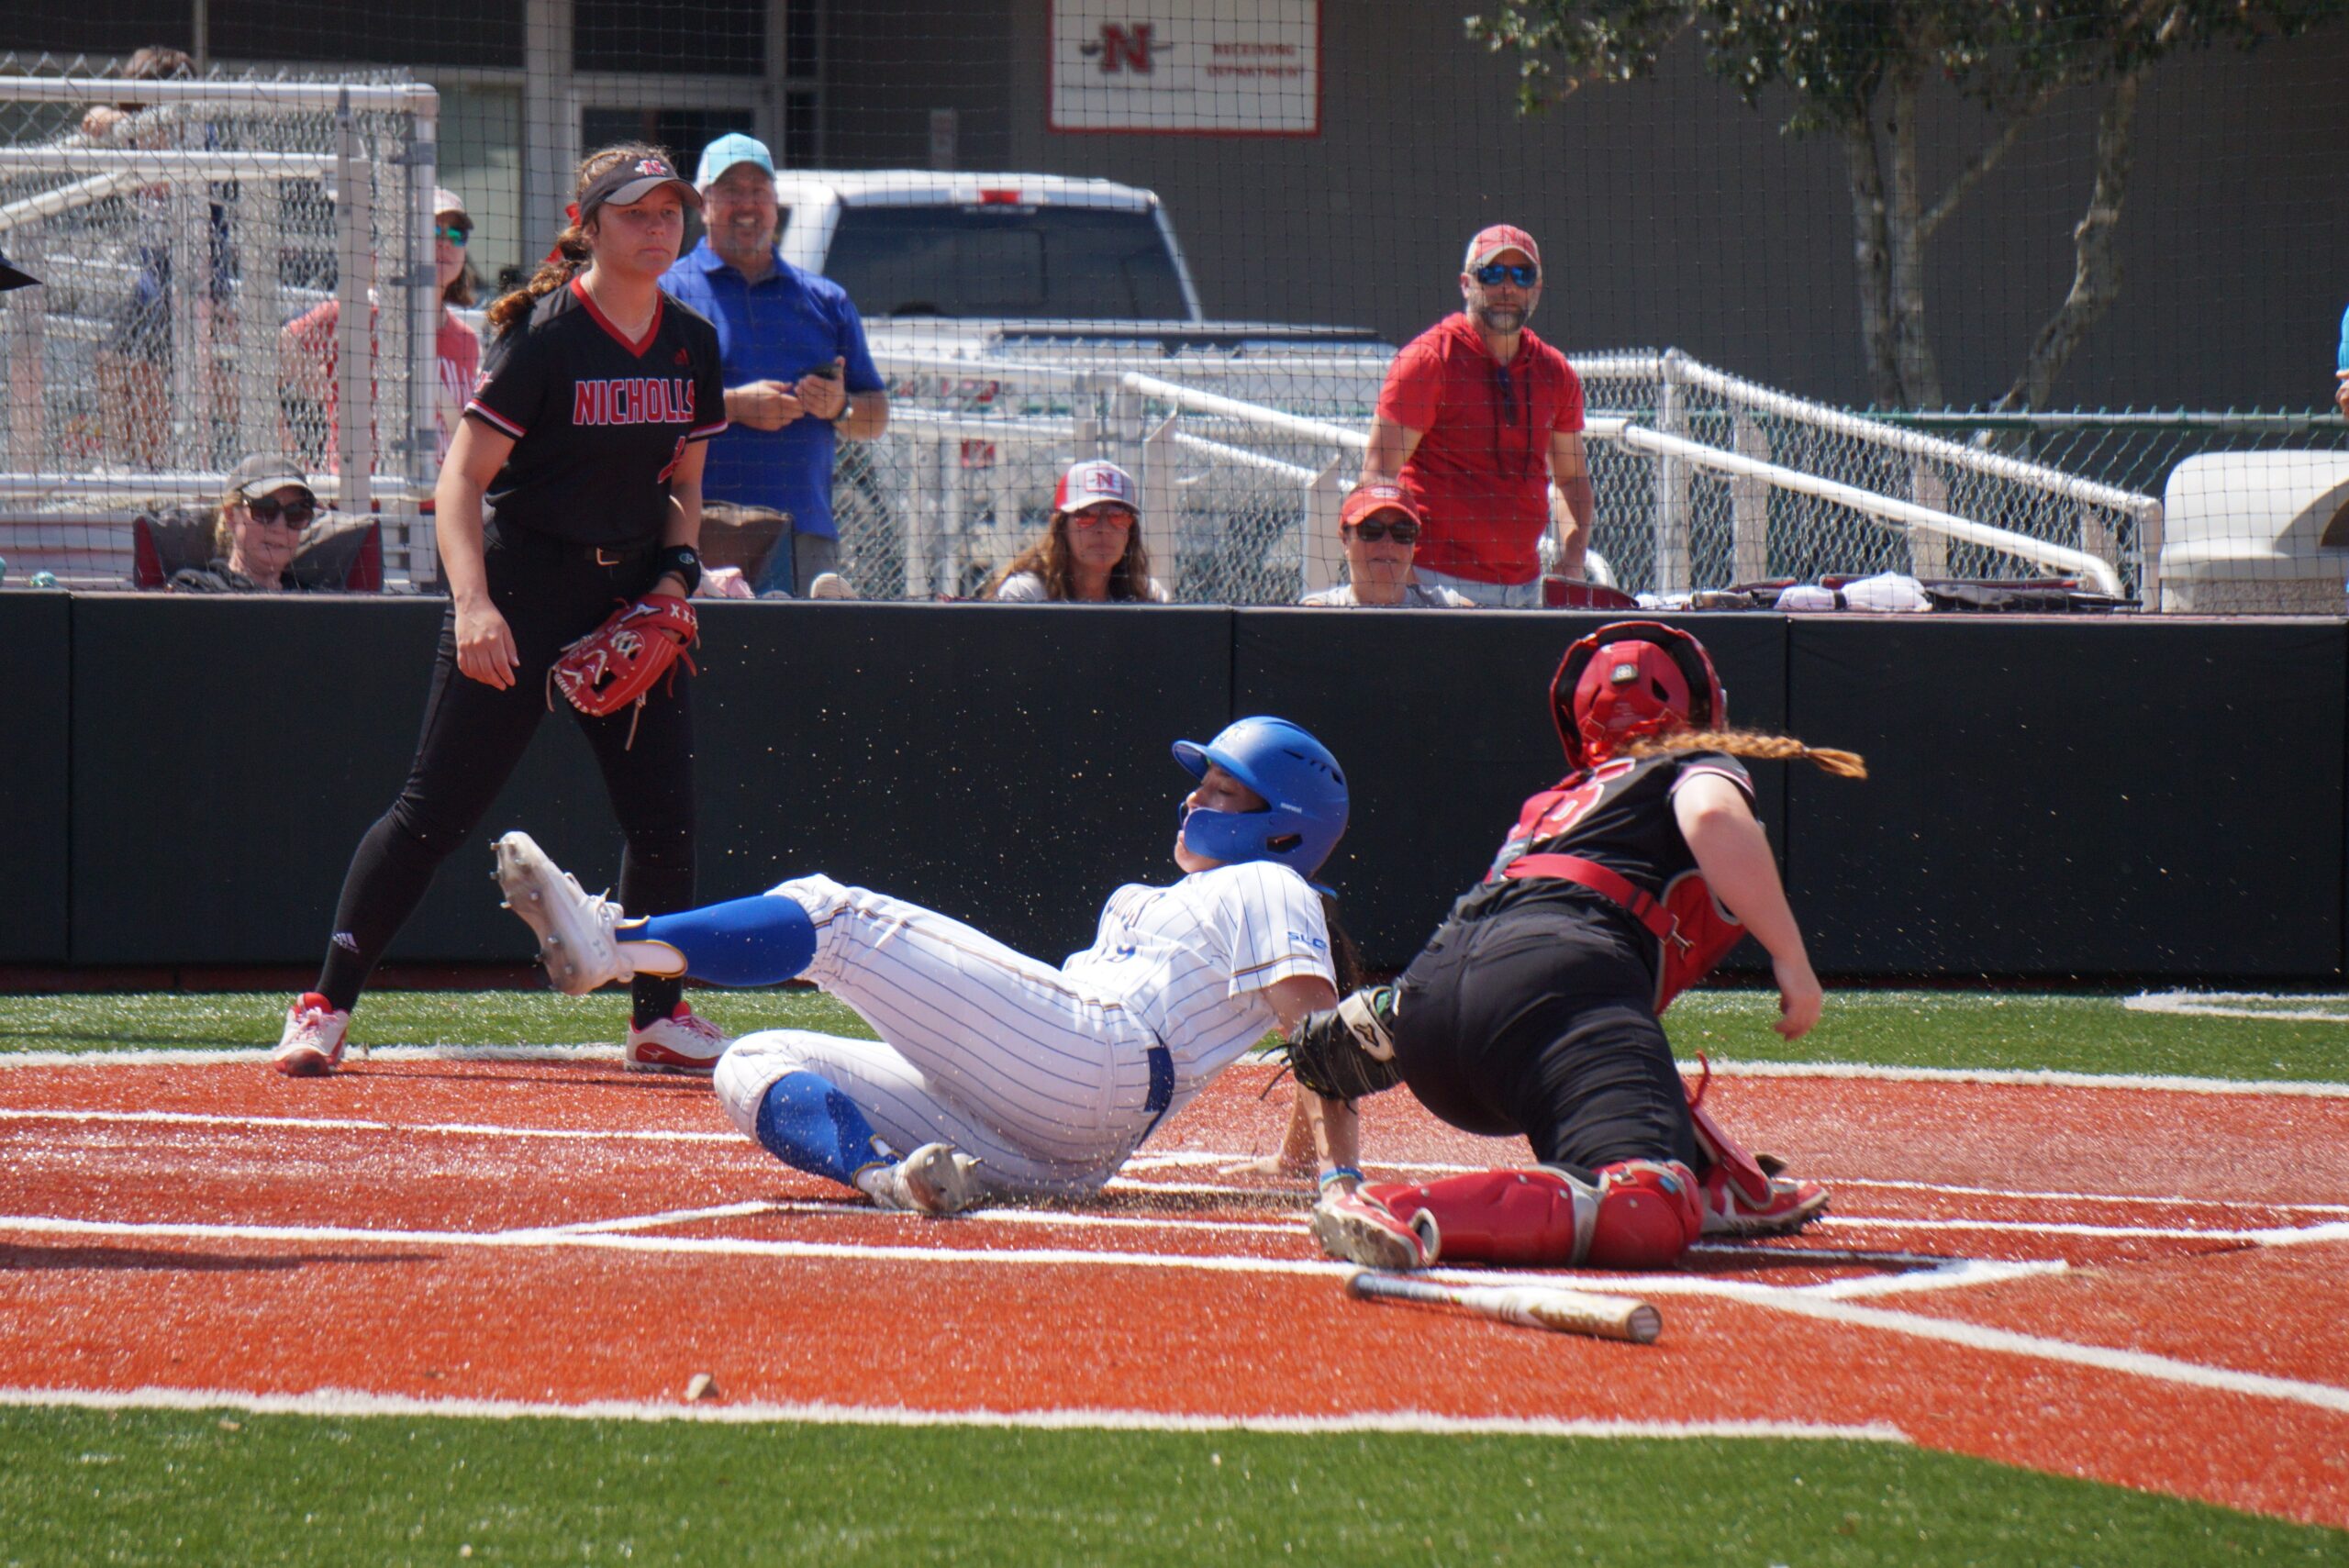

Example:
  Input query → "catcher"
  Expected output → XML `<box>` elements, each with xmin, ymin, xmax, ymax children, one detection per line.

<box><xmin>1292</xmin><ymin>621</ymin><xmax>1865</xmax><ymax>1273</ymax></box>
<box><xmin>273</xmin><ymin>143</ymin><xmax>729</xmax><ymax>1075</ymax></box>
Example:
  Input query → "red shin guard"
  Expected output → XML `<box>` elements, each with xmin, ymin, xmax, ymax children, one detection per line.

<box><xmin>1366</xmin><ymin>1160</ymin><xmax>1700</xmax><ymax>1269</ymax></box>
<box><xmin>1582</xmin><ymin>1160</ymin><xmax>1703</xmax><ymax>1268</ymax></box>
<box><xmin>1365</xmin><ymin>1170</ymin><xmax>1588</xmax><ymax>1267</ymax></box>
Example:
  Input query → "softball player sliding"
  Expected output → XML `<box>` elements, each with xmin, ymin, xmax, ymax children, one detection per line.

<box><xmin>493</xmin><ymin>717</ymin><xmax>1367</xmax><ymax>1213</ymax></box>
<box><xmin>1299</xmin><ymin>623</ymin><xmax>1864</xmax><ymax>1273</ymax></box>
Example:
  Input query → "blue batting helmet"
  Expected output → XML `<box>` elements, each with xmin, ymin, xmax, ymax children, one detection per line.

<box><xmin>1172</xmin><ymin>716</ymin><xmax>1348</xmax><ymax>880</ymax></box>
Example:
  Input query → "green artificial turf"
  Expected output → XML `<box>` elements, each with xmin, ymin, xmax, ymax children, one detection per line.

<box><xmin>1668</xmin><ymin>987</ymin><xmax>2349</xmax><ymax>1084</ymax></box>
<box><xmin>3</xmin><ymin>1408</ymin><xmax>2341</xmax><ymax>1568</ymax></box>
<box><xmin>4</xmin><ymin>986</ymin><xmax>2343</xmax><ymax>1085</ymax></box>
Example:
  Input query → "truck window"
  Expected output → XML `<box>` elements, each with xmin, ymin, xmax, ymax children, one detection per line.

<box><xmin>823</xmin><ymin>206</ymin><xmax>1188</xmax><ymax>319</ymax></box>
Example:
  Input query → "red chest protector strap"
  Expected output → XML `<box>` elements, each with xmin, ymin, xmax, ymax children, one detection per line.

<box><xmin>1502</xmin><ymin>853</ymin><xmax>1678</xmax><ymax>947</ymax></box>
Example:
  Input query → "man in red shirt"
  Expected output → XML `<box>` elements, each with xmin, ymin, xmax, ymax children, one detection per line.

<box><xmin>1361</xmin><ymin>225</ymin><xmax>1593</xmax><ymax>605</ymax></box>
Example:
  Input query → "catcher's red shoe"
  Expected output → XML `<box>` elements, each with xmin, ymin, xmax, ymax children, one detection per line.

<box><xmin>1309</xmin><ymin>1186</ymin><xmax>1431</xmax><ymax>1270</ymax></box>
<box><xmin>1698</xmin><ymin>1164</ymin><xmax>1828</xmax><ymax>1237</ymax></box>
<box><xmin>625</xmin><ymin>1002</ymin><xmax>729</xmax><ymax>1073</ymax></box>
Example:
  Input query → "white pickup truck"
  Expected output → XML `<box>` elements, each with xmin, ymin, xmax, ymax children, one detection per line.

<box><xmin>770</xmin><ymin>171</ymin><xmax>1380</xmax><ymax>353</ymax></box>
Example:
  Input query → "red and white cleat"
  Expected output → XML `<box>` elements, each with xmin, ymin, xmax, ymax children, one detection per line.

<box><xmin>1698</xmin><ymin>1164</ymin><xmax>1829</xmax><ymax>1237</ymax></box>
<box><xmin>1309</xmin><ymin>1185</ymin><xmax>1433</xmax><ymax>1270</ymax></box>
<box><xmin>272</xmin><ymin>992</ymin><xmax>351</xmax><ymax>1077</ymax></box>
<box><xmin>624</xmin><ymin>1002</ymin><xmax>730</xmax><ymax>1073</ymax></box>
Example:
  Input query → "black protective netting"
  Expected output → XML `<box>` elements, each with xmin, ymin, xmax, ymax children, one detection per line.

<box><xmin>2</xmin><ymin>2</ymin><xmax>2343</xmax><ymax>609</ymax></box>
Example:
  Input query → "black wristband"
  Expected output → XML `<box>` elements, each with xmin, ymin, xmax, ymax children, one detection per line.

<box><xmin>652</xmin><ymin>544</ymin><xmax>702</xmax><ymax>598</ymax></box>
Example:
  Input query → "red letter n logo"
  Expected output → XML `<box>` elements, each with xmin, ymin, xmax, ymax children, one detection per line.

<box><xmin>1098</xmin><ymin>23</ymin><xmax>1153</xmax><ymax>73</ymax></box>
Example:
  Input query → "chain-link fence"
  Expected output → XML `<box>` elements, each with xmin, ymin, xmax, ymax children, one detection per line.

<box><xmin>832</xmin><ymin>343</ymin><xmax>2176</xmax><ymax>606</ymax></box>
<box><xmin>0</xmin><ymin>55</ymin><xmax>436</xmax><ymax>584</ymax></box>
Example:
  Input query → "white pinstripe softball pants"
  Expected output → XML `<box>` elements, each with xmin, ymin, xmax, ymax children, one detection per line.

<box><xmin>713</xmin><ymin>874</ymin><xmax>1168</xmax><ymax>1196</ymax></box>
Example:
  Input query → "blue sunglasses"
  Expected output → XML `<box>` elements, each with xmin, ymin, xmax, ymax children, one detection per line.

<box><xmin>1472</xmin><ymin>262</ymin><xmax>1538</xmax><ymax>287</ymax></box>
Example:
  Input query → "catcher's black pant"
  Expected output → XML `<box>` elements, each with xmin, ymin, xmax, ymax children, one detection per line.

<box><xmin>1390</xmin><ymin>895</ymin><xmax>1699</xmax><ymax>1183</ymax></box>
<box><xmin>316</xmin><ymin>527</ymin><xmax>693</xmax><ymax>1021</ymax></box>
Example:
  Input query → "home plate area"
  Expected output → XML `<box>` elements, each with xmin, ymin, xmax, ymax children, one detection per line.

<box><xmin>3</xmin><ymin>1051</ymin><xmax>2346</xmax><ymax>1528</ymax></box>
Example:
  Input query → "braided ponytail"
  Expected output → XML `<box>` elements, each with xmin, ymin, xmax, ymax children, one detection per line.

<box><xmin>484</xmin><ymin>141</ymin><xmax>675</xmax><ymax>338</ymax></box>
<box><xmin>1628</xmin><ymin>728</ymin><xmax>1868</xmax><ymax>780</ymax></box>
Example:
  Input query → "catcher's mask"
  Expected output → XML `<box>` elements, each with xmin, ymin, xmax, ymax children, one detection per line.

<box><xmin>1551</xmin><ymin>621</ymin><xmax>1726</xmax><ymax>771</ymax></box>
<box><xmin>1171</xmin><ymin>716</ymin><xmax>1349</xmax><ymax>883</ymax></box>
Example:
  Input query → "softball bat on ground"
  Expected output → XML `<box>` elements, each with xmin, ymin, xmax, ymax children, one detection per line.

<box><xmin>1346</xmin><ymin>1270</ymin><xmax>1663</xmax><ymax>1344</ymax></box>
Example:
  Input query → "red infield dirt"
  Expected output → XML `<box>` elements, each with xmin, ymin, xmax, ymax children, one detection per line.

<box><xmin>2</xmin><ymin>1055</ymin><xmax>2345</xmax><ymax>1529</ymax></box>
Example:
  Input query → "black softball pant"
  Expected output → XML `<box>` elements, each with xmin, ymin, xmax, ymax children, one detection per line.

<box><xmin>314</xmin><ymin>527</ymin><xmax>693</xmax><ymax>1021</ymax></box>
<box><xmin>1390</xmin><ymin>895</ymin><xmax>1698</xmax><ymax>1183</ymax></box>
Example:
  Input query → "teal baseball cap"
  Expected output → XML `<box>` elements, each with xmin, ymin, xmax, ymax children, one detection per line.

<box><xmin>696</xmin><ymin>133</ymin><xmax>774</xmax><ymax>189</ymax></box>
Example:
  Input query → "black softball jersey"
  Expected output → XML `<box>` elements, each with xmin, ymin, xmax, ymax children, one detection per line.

<box><xmin>464</xmin><ymin>277</ymin><xmax>728</xmax><ymax>548</ymax></box>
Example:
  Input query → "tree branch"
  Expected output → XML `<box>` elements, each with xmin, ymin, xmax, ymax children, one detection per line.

<box><xmin>1998</xmin><ymin>67</ymin><xmax>2145</xmax><ymax>412</ymax></box>
<box><xmin>1918</xmin><ymin>79</ymin><xmax>2066</xmax><ymax>245</ymax></box>
<box><xmin>1885</xmin><ymin>66</ymin><xmax>1943</xmax><ymax>408</ymax></box>
<box><xmin>1839</xmin><ymin>108</ymin><xmax>1904</xmax><ymax>408</ymax></box>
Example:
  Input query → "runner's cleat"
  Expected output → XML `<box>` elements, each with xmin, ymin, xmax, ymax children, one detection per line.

<box><xmin>493</xmin><ymin>830</ymin><xmax>631</xmax><ymax>995</ymax></box>
<box><xmin>869</xmin><ymin>1141</ymin><xmax>985</xmax><ymax>1217</ymax></box>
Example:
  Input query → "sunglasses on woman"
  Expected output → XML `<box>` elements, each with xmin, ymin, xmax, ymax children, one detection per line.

<box><xmin>245</xmin><ymin>495</ymin><xmax>316</xmax><ymax>528</ymax></box>
<box><xmin>1347</xmin><ymin>517</ymin><xmax>1419</xmax><ymax>544</ymax></box>
<box><xmin>1472</xmin><ymin>262</ymin><xmax>1538</xmax><ymax>288</ymax></box>
<box><xmin>435</xmin><ymin>224</ymin><xmax>471</xmax><ymax>246</ymax></box>
<box><xmin>1071</xmin><ymin>506</ymin><xmax>1136</xmax><ymax>528</ymax></box>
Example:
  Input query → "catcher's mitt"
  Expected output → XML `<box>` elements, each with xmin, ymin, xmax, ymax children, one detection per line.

<box><xmin>1279</xmin><ymin>986</ymin><xmax>1403</xmax><ymax>1103</ymax></box>
<box><xmin>549</xmin><ymin>593</ymin><xmax>699</xmax><ymax>746</ymax></box>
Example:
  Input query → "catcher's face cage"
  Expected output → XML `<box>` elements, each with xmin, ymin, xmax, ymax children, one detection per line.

<box><xmin>1550</xmin><ymin>621</ymin><xmax>1728</xmax><ymax>771</ymax></box>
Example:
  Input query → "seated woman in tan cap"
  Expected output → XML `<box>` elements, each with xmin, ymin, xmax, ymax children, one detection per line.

<box><xmin>168</xmin><ymin>455</ymin><xmax>323</xmax><ymax>593</ymax></box>
<box><xmin>1300</xmin><ymin>484</ymin><xmax>1472</xmax><ymax>607</ymax></box>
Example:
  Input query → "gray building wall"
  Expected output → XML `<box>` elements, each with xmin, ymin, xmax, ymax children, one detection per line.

<box><xmin>826</xmin><ymin>0</ymin><xmax>2349</xmax><ymax>413</ymax></box>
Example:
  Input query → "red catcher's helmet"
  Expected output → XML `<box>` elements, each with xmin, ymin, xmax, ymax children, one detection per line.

<box><xmin>1550</xmin><ymin>621</ymin><xmax>1726</xmax><ymax>770</ymax></box>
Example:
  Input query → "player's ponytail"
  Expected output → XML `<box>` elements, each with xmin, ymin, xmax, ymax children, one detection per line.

<box><xmin>484</xmin><ymin>142</ymin><xmax>670</xmax><ymax>338</ymax></box>
<box><xmin>1318</xmin><ymin>891</ymin><xmax>1364</xmax><ymax>995</ymax></box>
<box><xmin>1628</xmin><ymin>728</ymin><xmax>1868</xmax><ymax>780</ymax></box>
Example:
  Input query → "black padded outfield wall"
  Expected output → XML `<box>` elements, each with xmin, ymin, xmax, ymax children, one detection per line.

<box><xmin>0</xmin><ymin>593</ymin><xmax>71</xmax><ymax>962</ymax></box>
<box><xmin>1786</xmin><ymin>617</ymin><xmax>2347</xmax><ymax>978</ymax></box>
<box><xmin>64</xmin><ymin>595</ymin><xmax>1234</xmax><ymax>972</ymax></box>
<box><xmin>689</xmin><ymin>601</ymin><xmax>1234</xmax><ymax>964</ymax></box>
<box><xmin>39</xmin><ymin>599</ymin><xmax>2349</xmax><ymax>979</ymax></box>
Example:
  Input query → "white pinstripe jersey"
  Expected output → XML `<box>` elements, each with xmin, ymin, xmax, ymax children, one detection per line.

<box><xmin>1062</xmin><ymin>860</ymin><xmax>1335</xmax><ymax>1101</ymax></box>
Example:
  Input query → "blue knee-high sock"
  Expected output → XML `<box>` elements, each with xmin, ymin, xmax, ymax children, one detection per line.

<box><xmin>752</xmin><ymin>1070</ymin><xmax>896</xmax><ymax>1187</ymax></box>
<box><xmin>629</xmin><ymin>895</ymin><xmax>816</xmax><ymax>986</ymax></box>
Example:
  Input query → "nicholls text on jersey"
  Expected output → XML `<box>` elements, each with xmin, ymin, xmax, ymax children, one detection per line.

<box><xmin>572</xmin><ymin>377</ymin><xmax>697</xmax><ymax>428</ymax></box>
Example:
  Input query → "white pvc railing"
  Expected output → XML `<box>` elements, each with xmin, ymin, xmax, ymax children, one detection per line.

<box><xmin>865</xmin><ymin>346</ymin><xmax>2156</xmax><ymax>603</ymax></box>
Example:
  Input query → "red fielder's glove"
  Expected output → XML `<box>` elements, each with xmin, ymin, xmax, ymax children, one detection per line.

<box><xmin>548</xmin><ymin>593</ymin><xmax>699</xmax><ymax>746</ymax></box>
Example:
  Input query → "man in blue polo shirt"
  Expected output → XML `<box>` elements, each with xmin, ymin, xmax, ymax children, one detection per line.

<box><xmin>662</xmin><ymin>133</ymin><xmax>889</xmax><ymax>595</ymax></box>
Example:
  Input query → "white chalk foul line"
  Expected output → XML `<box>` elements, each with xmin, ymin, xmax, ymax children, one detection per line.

<box><xmin>1704</xmin><ymin>1286</ymin><xmax>2349</xmax><ymax>1416</ymax></box>
<box><xmin>0</xmin><ymin>1044</ymin><xmax>626</xmax><ymax>1070</ymax></box>
<box><xmin>6</xmin><ymin>1044</ymin><xmax>2344</xmax><ymax>1098</ymax></box>
<box><xmin>1702</xmin><ymin>1060</ymin><xmax>2349</xmax><ymax>1098</ymax></box>
<box><xmin>0</xmin><ymin>1107</ymin><xmax>735</xmax><ymax>1143</ymax></box>
<box><xmin>13</xmin><ymin>1110</ymin><xmax>2345</xmax><ymax>1231</ymax></box>
<box><xmin>7</xmin><ymin>1212</ymin><xmax>2344</xmax><ymax>1416</ymax></box>
<box><xmin>0</xmin><ymin>1384</ymin><xmax>1908</xmax><ymax>1441</ymax></box>
<box><xmin>2124</xmin><ymin>991</ymin><xmax>2349</xmax><ymax>1025</ymax></box>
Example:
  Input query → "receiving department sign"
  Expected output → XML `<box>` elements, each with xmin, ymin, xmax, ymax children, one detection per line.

<box><xmin>1049</xmin><ymin>0</ymin><xmax>1321</xmax><ymax>136</ymax></box>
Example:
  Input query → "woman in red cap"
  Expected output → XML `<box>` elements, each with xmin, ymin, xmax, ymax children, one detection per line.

<box><xmin>985</xmin><ymin>459</ymin><xmax>1170</xmax><ymax>603</ymax></box>
<box><xmin>1297</xmin><ymin>622</ymin><xmax>1866</xmax><ymax>1273</ymax></box>
<box><xmin>273</xmin><ymin>143</ymin><xmax>731</xmax><ymax>1077</ymax></box>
